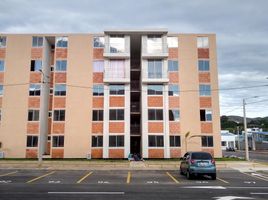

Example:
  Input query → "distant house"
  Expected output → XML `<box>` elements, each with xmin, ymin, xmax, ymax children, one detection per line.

<box><xmin>221</xmin><ymin>130</ymin><xmax>236</xmax><ymax>150</ymax></box>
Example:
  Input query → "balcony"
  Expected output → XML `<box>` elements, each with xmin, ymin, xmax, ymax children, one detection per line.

<box><xmin>103</xmin><ymin>60</ymin><xmax>130</xmax><ymax>83</ymax></box>
<box><xmin>142</xmin><ymin>36</ymin><xmax>168</xmax><ymax>58</ymax></box>
<box><xmin>103</xmin><ymin>35</ymin><xmax>130</xmax><ymax>58</ymax></box>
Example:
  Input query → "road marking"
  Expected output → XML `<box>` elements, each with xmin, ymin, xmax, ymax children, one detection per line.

<box><xmin>166</xmin><ymin>172</ymin><xmax>180</xmax><ymax>184</ymax></box>
<box><xmin>183</xmin><ymin>186</ymin><xmax>226</xmax><ymax>189</ymax></box>
<box><xmin>76</xmin><ymin>172</ymin><xmax>93</xmax><ymax>184</ymax></box>
<box><xmin>213</xmin><ymin>196</ymin><xmax>253</xmax><ymax>200</ymax></box>
<box><xmin>227</xmin><ymin>187</ymin><xmax>268</xmax><ymax>189</ymax></box>
<box><xmin>250</xmin><ymin>193</ymin><xmax>268</xmax><ymax>195</ymax></box>
<box><xmin>217</xmin><ymin>177</ymin><xmax>229</xmax><ymax>184</ymax></box>
<box><xmin>26</xmin><ymin>171</ymin><xmax>55</xmax><ymax>183</ymax></box>
<box><xmin>0</xmin><ymin>180</ymin><xmax>12</xmax><ymax>183</ymax></box>
<box><xmin>126</xmin><ymin>172</ymin><xmax>131</xmax><ymax>184</ymax></box>
<box><xmin>48</xmin><ymin>192</ymin><xmax>125</xmax><ymax>195</ymax></box>
<box><xmin>146</xmin><ymin>181</ymin><xmax>159</xmax><ymax>184</ymax></box>
<box><xmin>98</xmin><ymin>181</ymin><xmax>109</xmax><ymax>184</ymax></box>
<box><xmin>240</xmin><ymin>172</ymin><xmax>268</xmax><ymax>182</ymax></box>
<box><xmin>0</xmin><ymin>171</ymin><xmax>18</xmax><ymax>177</ymax></box>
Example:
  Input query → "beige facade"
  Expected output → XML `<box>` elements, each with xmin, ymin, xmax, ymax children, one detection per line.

<box><xmin>0</xmin><ymin>30</ymin><xmax>222</xmax><ymax>159</ymax></box>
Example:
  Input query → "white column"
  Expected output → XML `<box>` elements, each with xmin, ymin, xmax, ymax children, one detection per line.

<box><xmin>163</xmin><ymin>84</ymin><xmax>170</xmax><ymax>158</ymax></box>
<box><xmin>103</xmin><ymin>84</ymin><xmax>109</xmax><ymax>158</ymax></box>
<box><xmin>141</xmin><ymin>84</ymin><xmax>148</xmax><ymax>158</ymax></box>
<box><xmin>124</xmin><ymin>84</ymin><xmax>130</xmax><ymax>158</ymax></box>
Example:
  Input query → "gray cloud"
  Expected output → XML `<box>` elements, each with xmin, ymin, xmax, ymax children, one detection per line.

<box><xmin>1</xmin><ymin>0</ymin><xmax>268</xmax><ymax>117</ymax></box>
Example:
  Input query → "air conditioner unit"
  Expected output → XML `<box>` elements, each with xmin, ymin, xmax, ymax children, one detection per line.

<box><xmin>0</xmin><ymin>151</ymin><xmax>4</xmax><ymax>159</ymax></box>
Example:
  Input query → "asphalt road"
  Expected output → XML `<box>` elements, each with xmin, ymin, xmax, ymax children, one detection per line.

<box><xmin>0</xmin><ymin>169</ymin><xmax>268</xmax><ymax>200</ymax></box>
<box><xmin>223</xmin><ymin>150</ymin><xmax>268</xmax><ymax>162</ymax></box>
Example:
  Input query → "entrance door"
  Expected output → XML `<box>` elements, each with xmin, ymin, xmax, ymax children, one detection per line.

<box><xmin>130</xmin><ymin>136</ymin><xmax>141</xmax><ymax>156</ymax></box>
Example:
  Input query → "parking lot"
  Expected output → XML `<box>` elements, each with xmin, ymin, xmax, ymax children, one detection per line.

<box><xmin>0</xmin><ymin>169</ymin><xmax>268</xmax><ymax>199</ymax></box>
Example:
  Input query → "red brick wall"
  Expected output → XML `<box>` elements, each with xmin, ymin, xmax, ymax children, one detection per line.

<box><xmin>169</xmin><ymin>122</ymin><xmax>180</xmax><ymax>133</ymax></box>
<box><xmin>55</xmin><ymin>48</ymin><xmax>67</xmax><ymax>59</ymax></box>
<box><xmin>53</xmin><ymin>97</ymin><xmax>66</xmax><ymax>108</ymax></box>
<box><xmin>110</xmin><ymin>96</ymin><xmax>125</xmax><ymax>107</ymax></box>
<box><xmin>148</xmin><ymin>149</ymin><xmax>164</xmax><ymax>158</ymax></box>
<box><xmin>109</xmin><ymin>122</ymin><xmax>124</xmax><ymax>133</ymax></box>
<box><xmin>201</xmin><ymin>122</ymin><xmax>213</xmax><ymax>133</ymax></box>
<box><xmin>92</xmin><ymin>123</ymin><xmax>103</xmax><ymax>133</ymax></box>
<box><xmin>169</xmin><ymin>73</ymin><xmax>179</xmax><ymax>83</ymax></box>
<box><xmin>199</xmin><ymin>72</ymin><xmax>210</xmax><ymax>83</ymax></box>
<box><xmin>0</xmin><ymin>49</ymin><xmax>6</xmax><ymax>58</ymax></box>
<box><xmin>109</xmin><ymin>149</ymin><xmax>124</xmax><ymax>158</ymax></box>
<box><xmin>169</xmin><ymin>96</ymin><xmax>180</xmax><ymax>108</ymax></box>
<box><xmin>93</xmin><ymin>97</ymin><xmax>104</xmax><ymax>108</ymax></box>
<box><xmin>93</xmin><ymin>73</ymin><xmax>103</xmax><ymax>83</ymax></box>
<box><xmin>148</xmin><ymin>96</ymin><xmax>163</xmax><ymax>107</ymax></box>
<box><xmin>93</xmin><ymin>49</ymin><xmax>104</xmax><ymax>59</ymax></box>
<box><xmin>31</xmin><ymin>48</ymin><xmax>43</xmax><ymax>59</ymax></box>
<box><xmin>30</xmin><ymin>73</ymin><xmax>41</xmax><ymax>83</ymax></box>
<box><xmin>28</xmin><ymin>97</ymin><xmax>40</xmax><ymax>108</ymax></box>
<box><xmin>26</xmin><ymin>149</ymin><xmax>38</xmax><ymax>158</ymax></box>
<box><xmin>52</xmin><ymin>149</ymin><xmax>64</xmax><ymax>158</ymax></box>
<box><xmin>52</xmin><ymin>123</ymin><xmax>65</xmax><ymax>133</ymax></box>
<box><xmin>54</xmin><ymin>73</ymin><xmax>66</xmax><ymax>83</ymax></box>
<box><xmin>168</xmin><ymin>48</ymin><xmax>178</xmax><ymax>59</ymax></box>
<box><xmin>27</xmin><ymin>123</ymin><xmax>39</xmax><ymax>134</ymax></box>
<box><xmin>0</xmin><ymin>73</ymin><xmax>4</xmax><ymax>83</ymax></box>
<box><xmin>148</xmin><ymin>122</ymin><xmax>163</xmax><ymax>133</ymax></box>
<box><xmin>170</xmin><ymin>148</ymin><xmax>181</xmax><ymax>158</ymax></box>
<box><xmin>200</xmin><ymin>97</ymin><xmax>212</xmax><ymax>108</ymax></box>
<box><xmin>92</xmin><ymin>149</ymin><xmax>103</xmax><ymax>158</ymax></box>
<box><xmin>198</xmin><ymin>48</ymin><xmax>209</xmax><ymax>58</ymax></box>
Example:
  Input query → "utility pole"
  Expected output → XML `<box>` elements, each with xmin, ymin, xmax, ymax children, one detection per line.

<box><xmin>237</xmin><ymin>125</ymin><xmax>240</xmax><ymax>150</ymax></box>
<box><xmin>243</xmin><ymin>99</ymin><xmax>249</xmax><ymax>161</ymax></box>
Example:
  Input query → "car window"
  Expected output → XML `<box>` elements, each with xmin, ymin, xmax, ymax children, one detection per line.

<box><xmin>191</xmin><ymin>153</ymin><xmax>212</xmax><ymax>160</ymax></box>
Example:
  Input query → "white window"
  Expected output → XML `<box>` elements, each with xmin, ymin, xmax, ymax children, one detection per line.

<box><xmin>93</xmin><ymin>36</ymin><xmax>105</xmax><ymax>48</ymax></box>
<box><xmin>0</xmin><ymin>36</ymin><xmax>6</xmax><ymax>48</ymax></box>
<box><xmin>56</xmin><ymin>37</ymin><xmax>68</xmax><ymax>48</ymax></box>
<box><xmin>107</xmin><ymin>60</ymin><xmax>125</xmax><ymax>78</ymax></box>
<box><xmin>197</xmin><ymin>37</ymin><xmax>209</xmax><ymax>48</ymax></box>
<box><xmin>147</xmin><ymin>35</ymin><xmax>162</xmax><ymax>53</ymax></box>
<box><xmin>109</xmin><ymin>35</ymin><xmax>125</xmax><ymax>53</ymax></box>
<box><xmin>167</xmin><ymin>37</ymin><xmax>178</xmax><ymax>48</ymax></box>
<box><xmin>93</xmin><ymin>61</ymin><xmax>104</xmax><ymax>72</ymax></box>
<box><xmin>32</xmin><ymin>37</ymin><xmax>43</xmax><ymax>47</ymax></box>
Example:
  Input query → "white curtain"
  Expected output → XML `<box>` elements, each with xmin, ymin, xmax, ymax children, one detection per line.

<box><xmin>109</xmin><ymin>60</ymin><xmax>125</xmax><ymax>78</ymax></box>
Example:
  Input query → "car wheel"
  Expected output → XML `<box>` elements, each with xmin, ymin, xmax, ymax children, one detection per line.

<box><xmin>187</xmin><ymin>171</ymin><xmax>192</xmax><ymax>180</ymax></box>
<box><xmin>180</xmin><ymin>167</ymin><xmax>184</xmax><ymax>175</ymax></box>
<box><xmin>211</xmin><ymin>174</ymin><xmax>216</xmax><ymax>180</ymax></box>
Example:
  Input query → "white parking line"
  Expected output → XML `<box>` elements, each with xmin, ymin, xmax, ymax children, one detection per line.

<box><xmin>48</xmin><ymin>192</ymin><xmax>125</xmax><ymax>195</ymax></box>
<box><xmin>182</xmin><ymin>186</ymin><xmax>226</xmax><ymax>189</ymax></box>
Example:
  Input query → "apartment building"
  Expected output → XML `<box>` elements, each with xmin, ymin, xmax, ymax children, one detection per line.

<box><xmin>0</xmin><ymin>30</ymin><xmax>222</xmax><ymax>159</ymax></box>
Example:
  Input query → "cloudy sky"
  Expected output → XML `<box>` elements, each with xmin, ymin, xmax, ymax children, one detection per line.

<box><xmin>1</xmin><ymin>0</ymin><xmax>268</xmax><ymax>117</ymax></box>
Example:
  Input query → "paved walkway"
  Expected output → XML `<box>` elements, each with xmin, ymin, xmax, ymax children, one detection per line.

<box><xmin>0</xmin><ymin>160</ymin><xmax>267</xmax><ymax>172</ymax></box>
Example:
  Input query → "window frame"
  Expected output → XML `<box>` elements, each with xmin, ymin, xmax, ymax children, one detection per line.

<box><xmin>56</xmin><ymin>36</ymin><xmax>68</xmax><ymax>48</ymax></box>
<box><xmin>148</xmin><ymin>59</ymin><xmax>163</xmax><ymax>79</ymax></box>
<box><xmin>200</xmin><ymin>109</ymin><xmax>212</xmax><ymax>122</ymax></box>
<box><xmin>197</xmin><ymin>37</ymin><xmax>209</xmax><ymax>48</ymax></box>
<box><xmin>92</xmin><ymin>110</ymin><xmax>103</xmax><ymax>121</ymax></box>
<box><xmin>92</xmin><ymin>135</ymin><xmax>103</xmax><ymax>147</ymax></box>
<box><xmin>169</xmin><ymin>110</ymin><xmax>180</xmax><ymax>121</ymax></box>
<box><xmin>93</xmin><ymin>36</ymin><xmax>105</xmax><ymax>48</ymax></box>
<box><xmin>32</xmin><ymin>36</ymin><xmax>43</xmax><ymax>47</ymax></box>
<box><xmin>168</xmin><ymin>84</ymin><xmax>179</xmax><ymax>96</ymax></box>
<box><xmin>198</xmin><ymin>60</ymin><xmax>210</xmax><ymax>71</ymax></box>
<box><xmin>0</xmin><ymin>36</ymin><xmax>7</xmax><ymax>48</ymax></box>
<box><xmin>54</xmin><ymin>84</ymin><xmax>66</xmax><ymax>96</ymax></box>
<box><xmin>93</xmin><ymin>84</ymin><xmax>104</xmax><ymax>96</ymax></box>
<box><xmin>55</xmin><ymin>60</ymin><xmax>67</xmax><ymax>72</ymax></box>
<box><xmin>168</xmin><ymin>60</ymin><xmax>179</xmax><ymax>72</ymax></box>
<box><xmin>167</xmin><ymin>36</ymin><xmax>178</xmax><ymax>48</ymax></box>
<box><xmin>199</xmin><ymin>84</ymin><xmax>211</xmax><ymax>96</ymax></box>
<box><xmin>170</xmin><ymin>136</ymin><xmax>181</xmax><ymax>147</ymax></box>
<box><xmin>52</xmin><ymin>136</ymin><xmax>65</xmax><ymax>147</ymax></box>
<box><xmin>109</xmin><ymin>84</ymin><xmax>125</xmax><ymax>95</ymax></box>
<box><xmin>26</xmin><ymin>135</ymin><xmax>38</xmax><ymax>147</ymax></box>
<box><xmin>148</xmin><ymin>109</ymin><xmax>163</xmax><ymax>121</ymax></box>
<box><xmin>53</xmin><ymin>110</ymin><xmax>65</xmax><ymax>121</ymax></box>
<box><xmin>148</xmin><ymin>135</ymin><xmax>164</xmax><ymax>147</ymax></box>
<box><xmin>147</xmin><ymin>84</ymin><xmax>163</xmax><ymax>95</ymax></box>
<box><xmin>109</xmin><ymin>135</ymin><xmax>124</xmax><ymax>147</ymax></box>
<box><xmin>29</xmin><ymin>84</ymin><xmax>41</xmax><ymax>96</ymax></box>
<box><xmin>0</xmin><ymin>85</ymin><xmax>3</xmax><ymax>96</ymax></box>
<box><xmin>28</xmin><ymin>110</ymin><xmax>40</xmax><ymax>121</ymax></box>
<box><xmin>30</xmin><ymin>60</ymin><xmax>42</xmax><ymax>72</ymax></box>
<box><xmin>109</xmin><ymin>109</ymin><xmax>124</xmax><ymax>121</ymax></box>
<box><xmin>0</xmin><ymin>60</ymin><xmax>4</xmax><ymax>72</ymax></box>
<box><xmin>201</xmin><ymin>136</ymin><xmax>214</xmax><ymax>147</ymax></box>
<box><xmin>93</xmin><ymin>60</ymin><xmax>104</xmax><ymax>72</ymax></box>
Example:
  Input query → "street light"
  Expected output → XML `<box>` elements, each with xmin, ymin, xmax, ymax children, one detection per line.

<box><xmin>242</xmin><ymin>96</ymin><xmax>259</xmax><ymax>161</ymax></box>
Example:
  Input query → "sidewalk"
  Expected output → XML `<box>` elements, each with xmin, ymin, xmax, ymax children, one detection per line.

<box><xmin>0</xmin><ymin>160</ymin><xmax>267</xmax><ymax>171</ymax></box>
